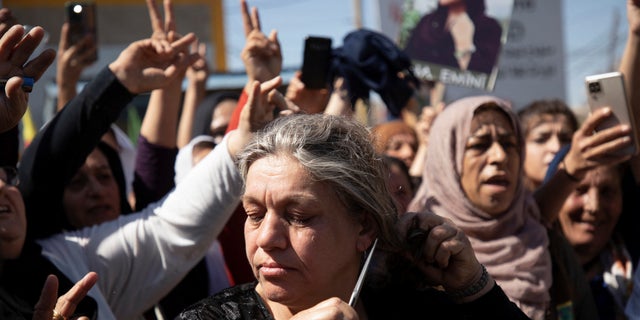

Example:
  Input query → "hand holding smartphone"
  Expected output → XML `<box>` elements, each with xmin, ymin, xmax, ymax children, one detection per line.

<box><xmin>585</xmin><ymin>71</ymin><xmax>640</xmax><ymax>156</ymax></box>
<box><xmin>300</xmin><ymin>36</ymin><xmax>332</xmax><ymax>89</ymax></box>
<box><xmin>65</xmin><ymin>1</ymin><xmax>97</xmax><ymax>63</ymax></box>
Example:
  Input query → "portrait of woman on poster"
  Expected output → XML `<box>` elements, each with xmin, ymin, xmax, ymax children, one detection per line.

<box><xmin>404</xmin><ymin>0</ymin><xmax>503</xmax><ymax>74</ymax></box>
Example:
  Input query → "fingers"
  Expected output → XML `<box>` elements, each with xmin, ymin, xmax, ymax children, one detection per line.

<box><xmin>269</xmin><ymin>90</ymin><xmax>301</xmax><ymax>114</ymax></box>
<box><xmin>10</xmin><ymin>25</ymin><xmax>47</xmax><ymax>68</ymax></box>
<box><xmin>0</xmin><ymin>24</ymin><xmax>25</xmax><ymax>63</ymax></box>
<box><xmin>59</xmin><ymin>23</ymin><xmax>70</xmax><ymax>51</ymax></box>
<box><xmin>163</xmin><ymin>0</ymin><xmax>176</xmax><ymax>35</ymax></box>
<box><xmin>146</xmin><ymin>0</ymin><xmax>164</xmax><ymax>36</ymax></box>
<box><xmin>32</xmin><ymin>275</ymin><xmax>58</xmax><ymax>320</ymax></box>
<box><xmin>170</xmin><ymin>32</ymin><xmax>196</xmax><ymax>52</ymax></box>
<box><xmin>241</xmin><ymin>0</ymin><xmax>253</xmax><ymax>36</ymax></box>
<box><xmin>426</xmin><ymin>225</ymin><xmax>465</xmax><ymax>268</ymax></box>
<box><xmin>268</xmin><ymin>30</ymin><xmax>281</xmax><ymax>55</ymax></box>
<box><xmin>21</xmin><ymin>48</ymin><xmax>56</xmax><ymax>81</ymax></box>
<box><xmin>290</xmin><ymin>297</ymin><xmax>358</xmax><ymax>320</ymax></box>
<box><xmin>579</xmin><ymin>107</ymin><xmax>613</xmax><ymax>135</ymax></box>
<box><xmin>573</xmin><ymin>108</ymin><xmax>634</xmax><ymax>161</ymax></box>
<box><xmin>55</xmin><ymin>272</ymin><xmax>98</xmax><ymax>317</ymax></box>
<box><xmin>260</xmin><ymin>75</ymin><xmax>282</xmax><ymax>94</ymax></box>
<box><xmin>0</xmin><ymin>8</ymin><xmax>17</xmax><ymax>39</ymax></box>
<box><xmin>398</xmin><ymin>212</ymin><xmax>463</xmax><ymax>267</ymax></box>
<box><xmin>251</xmin><ymin>6</ymin><xmax>261</xmax><ymax>33</ymax></box>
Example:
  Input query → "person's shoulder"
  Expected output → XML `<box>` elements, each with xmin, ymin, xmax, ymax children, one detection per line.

<box><xmin>475</xmin><ymin>14</ymin><xmax>502</xmax><ymax>30</ymax></box>
<box><xmin>178</xmin><ymin>282</ymin><xmax>273</xmax><ymax>320</ymax></box>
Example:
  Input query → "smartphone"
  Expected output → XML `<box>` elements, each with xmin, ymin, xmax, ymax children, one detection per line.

<box><xmin>300</xmin><ymin>36</ymin><xmax>332</xmax><ymax>89</ymax></box>
<box><xmin>585</xmin><ymin>71</ymin><xmax>639</xmax><ymax>156</ymax></box>
<box><xmin>65</xmin><ymin>1</ymin><xmax>97</xmax><ymax>63</ymax></box>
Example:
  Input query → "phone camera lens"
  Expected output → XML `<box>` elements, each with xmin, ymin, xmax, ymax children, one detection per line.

<box><xmin>589</xmin><ymin>82</ymin><xmax>601</xmax><ymax>93</ymax></box>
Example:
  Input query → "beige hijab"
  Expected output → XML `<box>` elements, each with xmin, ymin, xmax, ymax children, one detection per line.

<box><xmin>408</xmin><ymin>96</ymin><xmax>552</xmax><ymax>319</ymax></box>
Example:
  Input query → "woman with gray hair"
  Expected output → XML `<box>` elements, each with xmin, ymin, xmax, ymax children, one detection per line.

<box><xmin>179</xmin><ymin>114</ymin><xmax>528</xmax><ymax>319</ymax></box>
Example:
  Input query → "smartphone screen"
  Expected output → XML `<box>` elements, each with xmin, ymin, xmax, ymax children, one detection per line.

<box><xmin>585</xmin><ymin>71</ymin><xmax>639</xmax><ymax>156</ymax></box>
<box><xmin>300</xmin><ymin>36</ymin><xmax>332</xmax><ymax>89</ymax></box>
<box><xmin>65</xmin><ymin>1</ymin><xmax>97</xmax><ymax>63</ymax></box>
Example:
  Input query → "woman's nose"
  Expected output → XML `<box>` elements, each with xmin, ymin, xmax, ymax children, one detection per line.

<box><xmin>255</xmin><ymin>212</ymin><xmax>287</xmax><ymax>250</ymax></box>
<box><xmin>584</xmin><ymin>188</ymin><xmax>601</xmax><ymax>216</ymax></box>
<box><xmin>488</xmin><ymin>142</ymin><xmax>507</xmax><ymax>164</ymax></box>
<box><xmin>547</xmin><ymin>135</ymin><xmax>561</xmax><ymax>153</ymax></box>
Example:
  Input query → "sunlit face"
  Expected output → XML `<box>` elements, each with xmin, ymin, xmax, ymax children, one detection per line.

<box><xmin>63</xmin><ymin>148</ymin><xmax>120</xmax><ymax>228</ymax></box>
<box><xmin>0</xmin><ymin>169</ymin><xmax>26</xmax><ymax>260</ymax></box>
<box><xmin>523</xmin><ymin>114</ymin><xmax>573</xmax><ymax>189</ymax></box>
<box><xmin>557</xmin><ymin>165</ymin><xmax>623</xmax><ymax>265</ymax></box>
<box><xmin>209</xmin><ymin>99</ymin><xmax>237</xmax><ymax>145</ymax></box>
<box><xmin>460</xmin><ymin>108</ymin><xmax>520</xmax><ymax>217</ymax></box>
<box><xmin>385</xmin><ymin>133</ymin><xmax>417</xmax><ymax>168</ymax></box>
<box><xmin>439</xmin><ymin>0</ymin><xmax>462</xmax><ymax>6</ymax></box>
<box><xmin>386</xmin><ymin>162</ymin><xmax>414</xmax><ymax>215</ymax></box>
<box><xmin>243</xmin><ymin>155</ymin><xmax>369</xmax><ymax>313</ymax></box>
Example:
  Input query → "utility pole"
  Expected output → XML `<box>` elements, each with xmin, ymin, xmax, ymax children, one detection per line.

<box><xmin>353</xmin><ymin>0</ymin><xmax>363</xmax><ymax>29</ymax></box>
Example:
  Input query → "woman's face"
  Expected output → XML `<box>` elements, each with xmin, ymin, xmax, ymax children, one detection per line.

<box><xmin>0</xmin><ymin>168</ymin><xmax>26</xmax><ymax>260</ymax></box>
<box><xmin>557</xmin><ymin>165</ymin><xmax>623</xmax><ymax>264</ymax></box>
<box><xmin>63</xmin><ymin>148</ymin><xmax>121</xmax><ymax>228</ymax></box>
<box><xmin>385</xmin><ymin>133</ymin><xmax>417</xmax><ymax>168</ymax></box>
<box><xmin>243</xmin><ymin>155</ymin><xmax>370</xmax><ymax>311</ymax></box>
<box><xmin>209</xmin><ymin>99</ymin><xmax>237</xmax><ymax>145</ymax></box>
<box><xmin>439</xmin><ymin>0</ymin><xmax>462</xmax><ymax>6</ymax></box>
<box><xmin>523</xmin><ymin>114</ymin><xmax>573</xmax><ymax>188</ymax></box>
<box><xmin>386</xmin><ymin>162</ymin><xmax>414</xmax><ymax>215</ymax></box>
<box><xmin>460</xmin><ymin>108</ymin><xmax>520</xmax><ymax>216</ymax></box>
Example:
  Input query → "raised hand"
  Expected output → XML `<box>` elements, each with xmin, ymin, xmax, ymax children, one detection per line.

<box><xmin>562</xmin><ymin>107</ymin><xmax>634</xmax><ymax>181</ymax></box>
<box><xmin>32</xmin><ymin>272</ymin><xmax>98</xmax><ymax>320</ymax></box>
<box><xmin>226</xmin><ymin>75</ymin><xmax>300</xmax><ymax>157</ymax></box>
<box><xmin>56</xmin><ymin>22</ymin><xmax>98</xmax><ymax>111</ymax></box>
<box><xmin>147</xmin><ymin>0</ymin><xmax>177</xmax><ymax>41</ymax></box>
<box><xmin>186</xmin><ymin>40</ymin><xmax>209</xmax><ymax>84</ymax></box>
<box><xmin>0</xmin><ymin>24</ymin><xmax>55</xmax><ymax>132</ymax></box>
<box><xmin>396</xmin><ymin>211</ymin><xmax>491</xmax><ymax>297</ymax></box>
<box><xmin>0</xmin><ymin>8</ymin><xmax>18</xmax><ymax>39</ymax></box>
<box><xmin>108</xmin><ymin>34</ymin><xmax>197</xmax><ymax>94</ymax></box>
<box><xmin>289</xmin><ymin>297</ymin><xmax>359</xmax><ymax>320</ymax></box>
<box><xmin>240</xmin><ymin>0</ymin><xmax>282</xmax><ymax>85</ymax></box>
<box><xmin>285</xmin><ymin>71</ymin><xmax>330</xmax><ymax>114</ymax></box>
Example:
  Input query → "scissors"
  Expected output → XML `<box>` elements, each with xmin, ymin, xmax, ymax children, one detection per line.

<box><xmin>348</xmin><ymin>238</ymin><xmax>378</xmax><ymax>307</ymax></box>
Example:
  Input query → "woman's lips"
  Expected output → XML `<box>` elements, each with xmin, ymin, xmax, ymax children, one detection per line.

<box><xmin>259</xmin><ymin>262</ymin><xmax>291</xmax><ymax>277</ymax></box>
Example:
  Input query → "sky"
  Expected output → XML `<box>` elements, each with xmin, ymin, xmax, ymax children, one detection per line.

<box><xmin>221</xmin><ymin>0</ymin><xmax>630</xmax><ymax>109</ymax></box>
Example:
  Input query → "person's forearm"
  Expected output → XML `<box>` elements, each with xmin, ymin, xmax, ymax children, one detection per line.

<box><xmin>56</xmin><ymin>79</ymin><xmax>78</xmax><ymax>112</ymax></box>
<box><xmin>534</xmin><ymin>167</ymin><xmax>580</xmax><ymax>225</ymax></box>
<box><xmin>20</xmin><ymin>67</ymin><xmax>135</xmax><ymax>239</ymax></box>
<box><xmin>409</xmin><ymin>144</ymin><xmax>428</xmax><ymax>177</ymax></box>
<box><xmin>140</xmin><ymin>82</ymin><xmax>182</xmax><ymax>148</ymax></box>
<box><xmin>177</xmin><ymin>80</ymin><xmax>205</xmax><ymax>148</ymax></box>
<box><xmin>619</xmin><ymin>25</ymin><xmax>640</xmax><ymax>181</ymax></box>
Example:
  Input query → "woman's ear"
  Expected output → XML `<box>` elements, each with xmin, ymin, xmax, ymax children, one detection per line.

<box><xmin>356</xmin><ymin>212</ymin><xmax>377</xmax><ymax>252</ymax></box>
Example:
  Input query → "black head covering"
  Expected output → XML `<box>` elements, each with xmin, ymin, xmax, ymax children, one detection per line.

<box><xmin>191</xmin><ymin>92</ymin><xmax>240</xmax><ymax>138</ymax></box>
<box><xmin>329</xmin><ymin>29</ymin><xmax>419</xmax><ymax>117</ymax></box>
<box><xmin>96</xmin><ymin>141</ymin><xmax>132</xmax><ymax>216</ymax></box>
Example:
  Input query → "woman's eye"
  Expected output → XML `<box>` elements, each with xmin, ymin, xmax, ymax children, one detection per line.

<box><xmin>287</xmin><ymin>214</ymin><xmax>311</xmax><ymax>225</ymax></box>
<box><xmin>501</xmin><ymin>140</ymin><xmax>518</xmax><ymax>149</ymax></box>
<box><xmin>533</xmin><ymin>136</ymin><xmax>548</xmax><ymax>144</ymax></box>
<box><xmin>67</xmin><ymin>176</ymin><xmax>87</xmax><ymax>191</ymax></box>
<box><xmin>97</xmin><ymin>173</ymin><xmax>112</xmax><ymax>182</ymax></box>
<box><xmin>246</xmin><ymin>213</ymin><xmax>264</xmax><ymax>223</ymax></box>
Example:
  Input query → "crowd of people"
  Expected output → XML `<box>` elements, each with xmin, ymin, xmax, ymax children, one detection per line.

<box><xmin>2</xmin><ymin>0</ymin><xmax>640</xmax><ymax>319</ymax></box>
